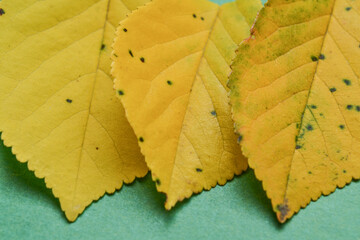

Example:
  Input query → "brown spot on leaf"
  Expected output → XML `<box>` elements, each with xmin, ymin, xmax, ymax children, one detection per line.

<box><xmin>276</xmin><ymin>200</ymin><xmax>290</xmax><ymax>223</ymax></box>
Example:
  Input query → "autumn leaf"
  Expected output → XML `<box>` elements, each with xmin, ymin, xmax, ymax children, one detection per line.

<box><xmin>229</xmin><ymin>0</ymin><xmax>360</xmax><ymax>222</ymax></box>
<box><xmin>112</xmin><ymin>0</ymin><xmax>262</xmax><ymax>209</ymax></box>
<box><xmin>0</xmin><ymin>0</ymin><xmax>149</xmax><ymax>221</ymax></box>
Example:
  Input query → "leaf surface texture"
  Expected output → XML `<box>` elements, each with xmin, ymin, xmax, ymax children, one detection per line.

<box><xmin>229</xmin><ymin>0</ymin><xmax>360</xmax><ymax>222</ymax></box>
<box><xmin>112</xmin><ymin>0</ymin><xmax>262</xmax><ymax>209</ymax></box>
<box><xmin>0</xmin><ymin>0</ymin><xmax>149</xmax><ymax>221</ymax></box>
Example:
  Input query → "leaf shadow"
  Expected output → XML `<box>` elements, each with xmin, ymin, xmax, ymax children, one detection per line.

<box><xmin>0</xmin><ymin>133</ymin><xmax>190</xmax><ymax>224</ymax></box>
<box><xmin>131</xmin><ymin>173</ymin><xmax>190</xmax><ymax>225</ymax></box>
<box><xmin>0</xmin><ymin>135</ymin><xmax>62</xmax><ymax>218</ymax></box>
<box><xmin>234</xmin><ymin>169</ymin><xmax>285</xmax><ymax>229</ymax></box>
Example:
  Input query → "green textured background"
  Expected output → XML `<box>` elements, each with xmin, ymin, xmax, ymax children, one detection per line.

<box><xmin>1</xmin><ymin>0</ymin><xmax>360</xmax><ymax>239</ymax></box>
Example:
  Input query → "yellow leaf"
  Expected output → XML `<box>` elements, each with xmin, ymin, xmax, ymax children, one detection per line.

<box><xmin>112</xmin><ymin>0</ymin><xmax>262</xmax><ymax>209</ymax></box>
<box><xmin>229</xmin><ymin>0</ymin><xmax>360</xmax><ymax>222</ymax></box>
<box><xmin>0</xmin><ymin>0</ymin><xmax>149</xmax><ymax>222</ymax></box>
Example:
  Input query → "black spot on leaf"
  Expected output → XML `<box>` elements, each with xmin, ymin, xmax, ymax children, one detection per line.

<box><xmin>339</xmin><ymin>125</ymin><xmax>345</xmax><ymax>130</ymax></box>
<box><xmin>139</xmin><ymin>137</ymin><xmax>144</xmax><ymax>142</ymax></box>
<box><xmin>343</xmin><ymin>79</ymin><xmax>351</xmax><ymax>86</ymax></box>
<box><xmin>356</xmin><ymin>106</ymin><xmax>360</xmax><ymax>112</ymax></box>
<box><xmin>201</xmin><ymin>17</ymin><xmax>205</xmax><ymax>21</ymax></box>
<box><xmin>196</xmin><ymin>168</ymin><xmax>202</xmax><ymax>172</ymax></box>
<box><xmin>129</xmin><ymin>50</ymin><xmax>134</xmax><ymax>57</ymax></box>
<box><xmin>308</xmin><ymin>171</ymin><xmax>312</xmax><ymax>174</ymax></box>
<box><xmin>155</xmin><ymin>178</ymin><xmax>161</xmax><ymax>185</ymax></box>
<box><xmin>310</xmin><ymin>105</ymin><xmax>317</xmax><ymax>109</ymax></box>
<box><xmin>319</xmin><ymin>54</ymin><xmax>325</xmax><ymax>60</ymax></box>
<box><xmin>311</xmin><ymin>56</ymin><xmax>318</xmax><ymax>62</ymax></box>
<box><xmin>114</xmin><ymin>53</ymin><xmax>118</xmax><ymax>58</ymax></box>
<box><xmin>193</xmin><ymin>13</ymin><xmax>197</xmax><ymax>18</ymax></box>
<box><xmin>347</xmin><ymin>105</ymin><xmax>353</xmax><ymax>110</ymax></box>
<box><xmin>101</xmin><ymin>44</ymin><xmax>105</xmax><ymax>50</ymax></box>
<box><xmin>237</xmin><ymin>135</ymin><xmax>243</xmax><ymax>143</ymax></box>
<box><xmin>0</xmin><ymin>9</ymin><xmax>5</xmax><ymax>16</ymax></box>
<box><xmin>295</xmin><ymin>145</ymin><xmax>302</xmax><ymax>149</ymax></box>
<box><xmin>345</xmin><ymin>7</ymin><xmax>352</xmax><ymax>11</ymax></box>
<box><xmin>306</xmin><ymin>124</ymin><xmax>313</xmax><ymax>131</ymax></box>
<box><xmin>66</xmin><ymin>99</ymin><xmax>72</xmax><ymax>103</ymax></box>
<box><xmin>118</xmin><ymin>90</ymin><xmax>124</xmax><ymax>96</ymax></box>
<box><xmin>123</xmin><ymin>28</ymin><xmax>128</xmax><ymax>32</ymax></box>
<box><xmin>329</xmin><ymin>88</ymin><xmax>337</xmax><ymax>92</ymax></box>
<box><xmin>211</xmin><ymin>110</ymin><xmax>217</xmax><ymax>116</ymax></box>
<box><xmin>140</xmin><ymin>57</ymin><xmax>145</xmax><ymax>63</ymax></box>
<box><xmin>167</xmin><ymin>80</ymin><xmax>173</xmax><ymax>85</ymax></box>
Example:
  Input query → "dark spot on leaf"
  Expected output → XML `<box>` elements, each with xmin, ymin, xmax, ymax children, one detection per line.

<box><xmin>306</xmin><ymin>124</ymin><xmax>313</xmax><ymax>131</ymax></box>
<box><xmin>66</xmin><ymin>99</ymin><xmax>72</xmax><ymax>103</ymax></box>
<box><xmin>155</xmin><ymin>178</ymin><xmax>161</xmax><ymax>185</ymax></box>
<box><xmin>196</xmin><ymin>168</ymin><xmax>202</xmax><ymax>172</ymax></box>
<box><xmin>356</xmin><ymin>106</ymin><xmax>360</xmax><ymax>112</ymax></box>
<box><xmin>140</xmin><ymin>57</ymin><xmax>145</xmax><ymax>63</ymax></box>
<box><xmin>167</xmin><ymin>80</ymin><xmax>172</xmax><ymax>86</ymax></box>
<box><xmin>343</xmin><ymin>79</ymin><xmax>351</xmax><ymax>86</ymax></box>
<box><xmin>311</xmin><ymin>56</ymin><xmax>318</xmax><ymax>62</ymax></box>
<box><xmin>320</xmin><ymin>113</ymin><xmax>324</xmax><ymax>117</ymax></box>
<box><xmin>345</xmin><ymin>7</ymin><xmax>352</xmax><ymax>11</ymax></box>
<box><xmin>339</xmin><ymin>124</ymin><xmax>345</xmax><ymax>129</ymax></box>
<box><xmin>201</xmin><ymin>17</ymin><xmax>204</xmax><ymax>21</ymax></box>
<box><xmin>319</xmin><ymin>54</ymin><xmax>325</xmax><ymax>60</ymax></box>
<box><xmin>193</xmin><ymin>14</ymin><xmax>197</xmax><ymax>18</ymax></box>
<box><xmin>347</xmin><ymin>105</ymin><xmax>353</xmax><ymax>110</ymax></box>
<box><xmin>96</xmin><ymin>147</ymin><xmax>99</xmax><ymax>150</ymax></box>
<box><xmin>277</xmin><ymin>201</ymin><xmax>290</xmax><ymax>222</ymax></box>
<box><xmin>308</xmin><ymin>171</ymin><xmax>312</xmax><ymax>174</ymax></box>
<box><xmin>211</xmin><ymin>110</ymin><xmax>216</xmax><ymax>116</ymax></box>
<box><xmin>139</xmin><ymin>137</ymin><xmax>144</xmax><ymax>142</ymax></box>
<box><xmin>310</xmin><ymin>105</ymin><xmax>317</xmax><ymax>109</ymax></box>
<box><xmin>329</xmin><ymin>87</ymin><xmax>337</xmax><ymax>92</ymax></box>
<box><xmin>343</xmin><ymin>170</ymin><xmax>347</xmax><ymax>173</ymax></box>
<box><xmin>295</xmin><ymin>145</ymin><xmax>302</xmax><ymax>149</ymax></box>
<box><xmin>118</xmin><ymin>90</ymin><xmax>124</xmax><ymax>96</ymax></box>
<box><xmin>114</xmin><ymin>53</ymin><xmax>118</xmax><ymax>57</ymax></box>
<box><xmin>101</xmin><ymin>44</ymin><xmax>105</xmax><ymax>50</ymax></box>
<box><xmin>237</xmin><ymin>135</ymin><xmax>243</xmax><ymax>143</ymax></box>
<box><xmin>129</xmin><ymin>50</ymin><xmax>134</xmax><ymax>57</ymax></box>
<box><xmin>123</xmin><ymin>28</ymin><xmax>128</xmax><ymax>32</ymax></box>
<box><xmin>0</xmin><ymin>8</ymin><xmax>5</xmax><ymax>16</ymax></box>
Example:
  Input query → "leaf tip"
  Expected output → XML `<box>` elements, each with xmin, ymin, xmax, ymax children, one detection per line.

<box><xmin>65</xmin><ymin>210</ymin><xmax>80</xmax><ymax>223</ymax></box>
<box><xmin>276</xmin><ymin>200</ymin><xmax>290</xmax><ymax>223</ymax></box>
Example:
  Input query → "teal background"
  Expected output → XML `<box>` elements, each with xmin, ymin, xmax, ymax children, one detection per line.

<box><xmin>1</xmin><ymin>0</ymin><xmax>360</xmax><ymax>239</ymax></box>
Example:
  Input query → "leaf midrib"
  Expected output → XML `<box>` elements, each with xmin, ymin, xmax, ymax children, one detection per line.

<box><xmin>280</xmin><ymin>0</ymin><xmax>338</xmax><ymax>214</ymax></box>
<box><xmin>165</xmin><ymin>6</ymin><xmax>221</xmax><ymax>197</ymax></box>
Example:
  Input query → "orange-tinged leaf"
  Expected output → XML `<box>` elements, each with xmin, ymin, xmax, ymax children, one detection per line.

<box><xmin>0</xmin><ymin>0</ymin><xmax>149</xmax><ymax>221</ymax></box>
<box><xmin>229</xmin><ymin>0</ymin><xmax>360</xmax><ymax>222</ymax></box>
<box><xmin>112</xmin><ymin>0</ymin><xmax>262</xmax><ymax>209</ymax></box>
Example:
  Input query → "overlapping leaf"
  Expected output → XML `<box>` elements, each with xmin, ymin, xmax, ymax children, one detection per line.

<box><xmin>229</xmin><ymin>0</ymin><xmax>360</xmax><ymax>222</ymax></box>
<box><xmin>112</xmin><ymin>0</ymin><xmax>262</xmax><ymax>209</ymax></box>
<box><xmin>0</xmin><ymin>0</ymin><xmax>149</xmax><ymax>221</ymax></box>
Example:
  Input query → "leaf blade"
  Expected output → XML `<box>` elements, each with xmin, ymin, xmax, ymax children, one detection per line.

<box><xmin>230</xmin><ymin>0</ymin><xmax>360</xmax><ymax>222</ymax></box>
<box><xmin>0</xmin><ymin>0</ymin><xmax>149</xmax><ymax>221</ymax></box>
<box><xmin>112</xmin><ymin>0</ymin><xmax>262</xmax><ymax>209</ymax></box>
